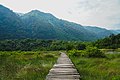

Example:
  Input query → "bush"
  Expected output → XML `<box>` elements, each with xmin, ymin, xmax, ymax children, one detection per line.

<box><xmin>68</xmin><ymin>47</ymin><xmax>106</xmax><ymax>58</ymax></box>
<box><xmin>66</xmin><ymin>44</ymin><xmax>75</xmax><ymax>51</ymax></box>
<box><xmin>85</xmin><ymin>47</ymin><xmax>106</xmax><ymax>58</ymax></box>
<box><xmin>75</xmin><ymin>43</ymin><xmax>86</xmax><ymax>50</ymax></box>
<box><xmin>68</xmin><ymin>50</ymin><xmax>85</xmax><ymax>57</ymax></box>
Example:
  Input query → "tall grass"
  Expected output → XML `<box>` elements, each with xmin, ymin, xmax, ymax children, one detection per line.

<box><xmin>0</xmin><ymin>51</ymin><xmax>59</xmax><ymax>80</ymax></box>
<box><xmin>69</xmin><ymin>53</ymin><xmax>120</xmax><ymax>80</ymax></box>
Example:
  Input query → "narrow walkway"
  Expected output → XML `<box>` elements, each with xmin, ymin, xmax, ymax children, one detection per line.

<box><xmin>46</xmin><ymin>52</ymin><xmax>80</xmax><ymax>80</ymax></box>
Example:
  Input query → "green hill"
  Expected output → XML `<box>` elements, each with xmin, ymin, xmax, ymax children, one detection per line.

<box><xmin>0</xmin><ymin>5</ymin><xmax>114</xmax><ymax>41</ymax></box>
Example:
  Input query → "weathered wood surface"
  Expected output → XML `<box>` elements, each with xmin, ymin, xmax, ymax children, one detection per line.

<box><xmin>46</xmin><ymin>52</ymin><xmax>80</xmax><ymax>80</ymax></box>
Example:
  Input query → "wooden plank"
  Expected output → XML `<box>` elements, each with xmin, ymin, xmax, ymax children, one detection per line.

<box><xmin>46</xmin><ymin>52</ymin><xmax>80</xmax><ymax>80</ymax></box>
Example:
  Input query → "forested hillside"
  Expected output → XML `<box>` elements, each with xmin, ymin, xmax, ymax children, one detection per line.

<box><xmin>84</xmin><ymin>26</ymin><xmax>113</xmax><ymax>38</ymax></box>
<box><xmin>0</xmin><ymin>5</ymin><xmax>114</xmax><ymax>41</ymax></box>
<box><xmin>0</xmin><ymin>5</ymin><xmax>28</xmax><ymax>39</ymax></box>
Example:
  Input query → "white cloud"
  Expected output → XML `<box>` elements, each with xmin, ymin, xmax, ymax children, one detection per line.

<box><xmin>0</xmin><ymin>0</ymin><xmax>120</xmax><ymax>29</ymax></box>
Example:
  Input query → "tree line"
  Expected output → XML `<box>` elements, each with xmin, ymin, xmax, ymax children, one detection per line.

<box><xmin>94</xmin><ymin>34</ymin><xmax>120</xmax><ymax>49</ymax></box>
<box><xmin>0</xmin><ymin>34</ymin><xmax>119</xmax><ymax>51</ymax></box>
<box><xmin>0</xmin><ymin>39</ymin><xmax>87</xmax><ymax>51</ymax></box>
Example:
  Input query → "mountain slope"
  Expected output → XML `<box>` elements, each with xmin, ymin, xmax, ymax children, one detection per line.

<box><xmin>21</xmin><ymin>10</ymin><xmax>98</xmax><ymax>41</ymax></box>
<box><xmin>110</xmin><ymin>30</ymin><xmax>120</xmax><ymax>35</ymax></box>
<box><xmin>84</xmin><ymin>26</ymin><xmax>112</xmax><ymax>38</ymax></box>
<box><xmin>0</xmin><ymin>5</ymin><xmax>28</xmax><ymax>39</ymax></box>
<box><xmin>0</xmin><ymin>5</ymin><xmax>113</xmax><ymax>41</ymax></box>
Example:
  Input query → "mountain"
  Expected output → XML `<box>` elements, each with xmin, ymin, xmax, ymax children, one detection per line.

<box><xmin>21</xmin><ymin>10</ymin><xmax>98</xmax><ymax>41</ymax></box>
<box><xmin>84</xmin><ymin>26</ymin><xmax>112</xmax><ymax>38</ymax></box>
<box><xmin>0</xmin><ymin>5</ymin><xmax>113</xmax><ymax>41</ymax></box>
<box><xmin>110</xmin><ymin>30</ymin><xmax>120</xmax><ymax>35</ymax></box>
<box><xmin>0</xmin><ymin>5</ymin><xmax>28</xmax><ymax>39</ymax></box>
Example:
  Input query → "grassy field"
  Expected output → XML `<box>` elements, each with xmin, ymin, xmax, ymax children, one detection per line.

<box><xmin>1</xmin><ymin>51</ymin><xmax>120</xmax><ymax>80</ymax></box>
<box><xmin>0</xmin><ymin>51</ymin><xmax>59</xmax><ymax>80</ymax></box>
<box><xmin>70</xmin><ymin>53</ymin><xmax>120</xmax><ymax>80</ymax></box>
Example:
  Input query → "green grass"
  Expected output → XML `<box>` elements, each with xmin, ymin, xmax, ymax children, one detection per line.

<box><xmin>0</xmin><ymin>51</ymin><xmax>59</xmax><ymax>80</ymax></box>
<box><xmin>69</xmin><ymin>53</ymin><xmax>120</xmax><ymax>80</ymax></box>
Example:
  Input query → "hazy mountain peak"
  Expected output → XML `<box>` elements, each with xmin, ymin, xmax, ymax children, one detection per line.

<box><xmin>23</xmin><ymin>9</ymin><xmax>57</xmax><ymax>20</ymax></box>
<box><xmin>30</xmin><ymin>10</ymin><xmax>42</xmax><ymax>13</ymax></box>
<box><xmin>29</xmin><ymin>10</ymin><xmax>53</xmax><ymax>16</ymax></box>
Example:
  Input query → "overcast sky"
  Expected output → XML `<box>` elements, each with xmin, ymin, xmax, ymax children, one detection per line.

<box><xmin>0</xmin><ymin>0</ymin><xmax>120</xmax><ymax>30</ymax></box>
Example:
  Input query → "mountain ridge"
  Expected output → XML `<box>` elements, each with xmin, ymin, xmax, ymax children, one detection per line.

<box><xmin>0</xmin><ymin>5</ymin><xmax>117</xmax><ymax>41</ymax></box>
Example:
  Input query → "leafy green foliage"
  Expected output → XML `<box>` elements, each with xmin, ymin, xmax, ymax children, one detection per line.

<box><xmin>85</xmin><ymin>47</ymin><xmax>106</xmax><ymax>58</ymax></box>
<box><xmin>0</xmin><ymin>39</ymin><xmax>88</xmax><ymax>51</ymax></box>
<box><xmin>75</xmin><ymin>43</ymin><xmax>86</xmax><ymax>50</ymax></box>
<box><xmin>68</xmin><ymin>49</ymin><xmax>85</xmax><ymax>57</ymax></box>
<box><xmin>94</xmin><ymin>34</ymin><xmax>120</xmax><ymax>49</ymax></box>
<box><xmin>68</xmin><ymin>47</ymin><xmax>105</xmax><ymax>58</ymax></box>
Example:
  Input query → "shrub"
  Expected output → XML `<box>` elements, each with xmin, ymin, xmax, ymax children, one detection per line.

<box><xmin>68</xmin><ymin>50</ymin><xmax>85</xmax><ymax>57</ymax></box>
<box><xmin>68</xmin><ymin>47</ymin><xmax>106</xmax><ymax>58</ymax></box>
<box><xmin>85</xmin><ymin>47</ymin><xmax>106</xmax><ymax>58</ymax></box>
<box><xmin>75</xmin><ymin>43</ymin><xmax>86</xmax><ymax>50</ymax></box>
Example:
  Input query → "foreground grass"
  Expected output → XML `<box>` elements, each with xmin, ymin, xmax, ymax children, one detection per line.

<box><xmin>70</xmin><ymin>53</ymin><xmax>120</xmax><ymax>80</ymax></box>
<box><xmin>0</xmin><ymin>51</ymin><xmax>59</xmax><ymax>80</ymax></box>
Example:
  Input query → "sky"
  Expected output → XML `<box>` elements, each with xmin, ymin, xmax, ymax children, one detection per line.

<box><xmin>0</xmin><ymin>0</ymin><xmax>120</xmax><ymax>30</ymax></box>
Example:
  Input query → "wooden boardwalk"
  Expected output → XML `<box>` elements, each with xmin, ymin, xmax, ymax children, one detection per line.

<box><xmin>46</xmin><ymin>52</ymin><xmax>80</xmax><ymax>80</ymax></box>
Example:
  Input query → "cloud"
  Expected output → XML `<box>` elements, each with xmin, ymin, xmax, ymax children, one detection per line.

<box><xmin>75</xmin><ymin>0</ymin><xmax>120</xmax><ymax>29</ymax></box>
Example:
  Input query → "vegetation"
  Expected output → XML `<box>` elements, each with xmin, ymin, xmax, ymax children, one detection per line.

<box><xmin>69</xmin><ymin>47</ymin><xmax>105</xmax><ymax>58</ymax></box>
<box><xmin>0</xmin><ymin>51</ymin><xmax>59</xmax><ymax>80</ymax></box>
<box><xmin>0</xmin><ymin>8</ymin><xmax>120</xmax><ymax>79</ymax></box>
<box><xmin>68</xmin><ymin>47</ymin><xmax>106</xmax><ymax>58</ymax></box>
<box><xmin>94</xmin><ymin>34</ymin><xmax>120</xmax><ymax>49</ymax></box>
<box><xmin>0</xmin><ymin>37</ymin><xmax>119</xmax><ymax>80</ymax></box>
<box><xmin>0</xmin><ymin>39</ymin><xmax>87</xmax><ymax>51</ymax></box>
<box><xmin>0</xmin><ymin>3</ymin><xmax>120</xmax><ymax>80</ymax></box>
<box><xmin>67</xmin><ymin>35</ymin><xmax>120</xmax><ymax>80</ymax></box>
<box><xmin>69</xmin><ymin>52</ymin><xmax>120</xmax><ymax>80</ymax></box>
